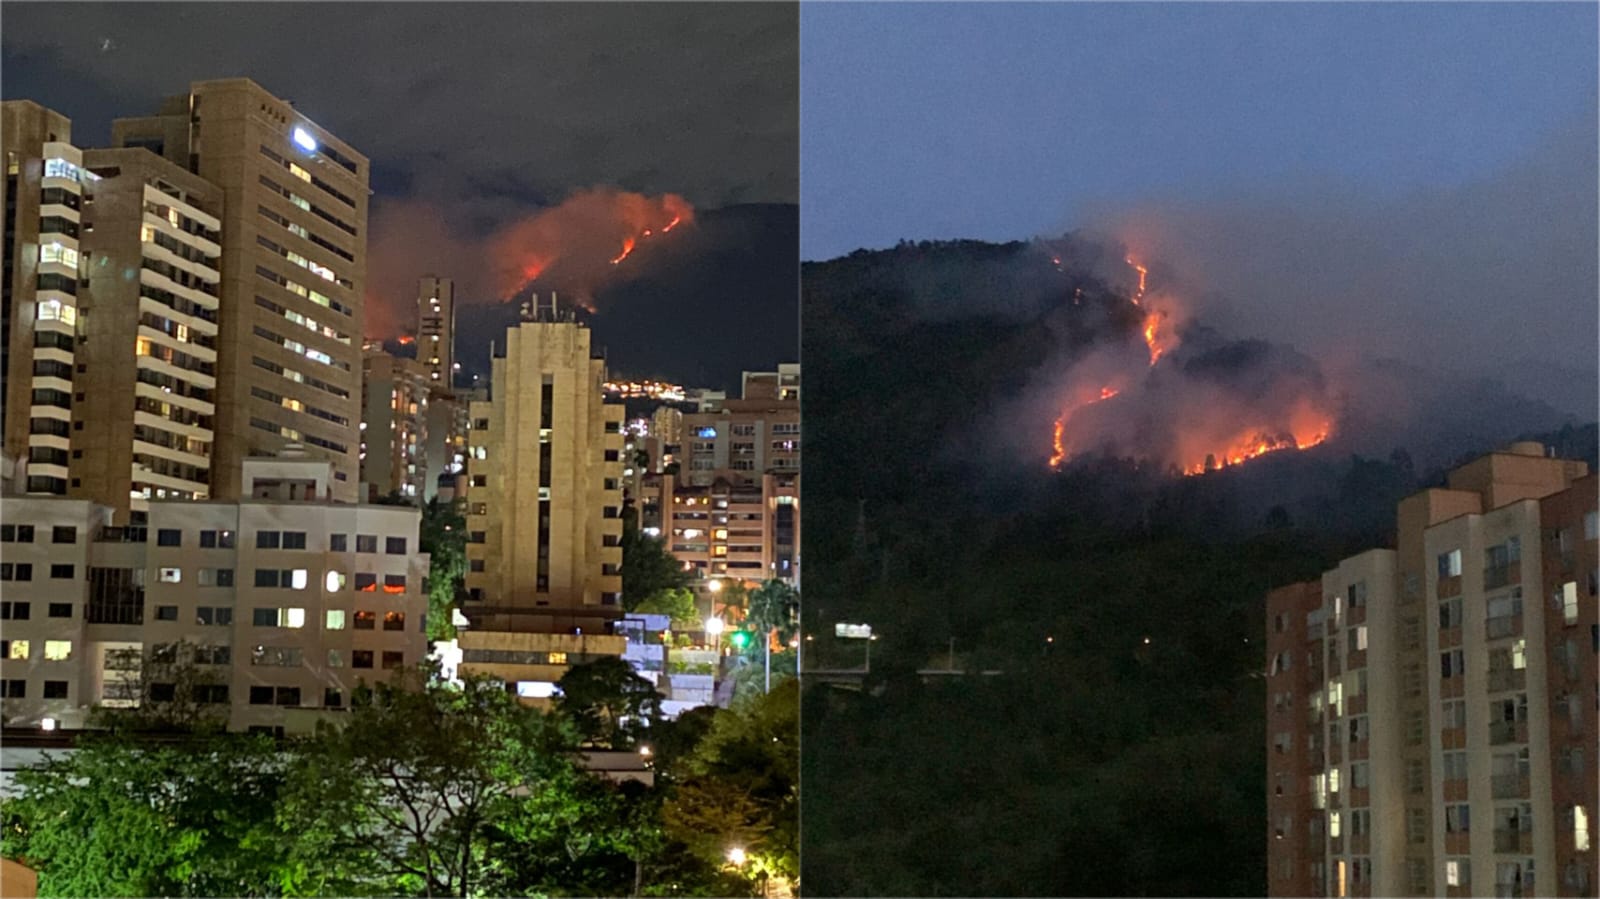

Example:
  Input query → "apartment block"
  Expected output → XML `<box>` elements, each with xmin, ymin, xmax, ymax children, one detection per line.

<box><xmin>1267</xmin><ymin>580</ymin><xmax>1327</xmax><ymax>897</ymax></box>
<box><xmin>0</xmin><ymin>451</ymin><xmax>426</xmax><ymax>734</ymax></box>
<box><xmin>359</xmin><ymin>346</ymin><xmax>430</xmax><ymax>501</ymax></box>
<box><xmin>416</xmin><ymin>275</ymin><xmax>454</xmax><ymax>388</ymax></box>
<box><xmin>74</xmin><ymin>148</ymin><xmax>223</xmax><ymax>519</ymax></box>
<box><xmin>2</xmin><ymin>101</ymin><xmax>93</xmax><ymax>497</ymax></box>
<box><xmin>1267</xmin><ymin>442</ymin><xmax>1594</xmax><ymax>898</ymax></box>
<box><xmin>113</xmin><ymin>79</ymin><xmax>368</xmax><ymax>502</ymax></box>
<box><xmin>458</xmin><ymin>299</ymin><xmax>626</xmax><ymax>698</ymax></box>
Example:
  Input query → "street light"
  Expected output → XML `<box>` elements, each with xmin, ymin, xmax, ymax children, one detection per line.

<box><xmin>726</xmin><ymin>847</ymin><xmax>747</xmax><ymax>866</ymax></box>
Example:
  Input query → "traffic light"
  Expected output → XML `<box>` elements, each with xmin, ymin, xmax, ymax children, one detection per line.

<box><xmin>729</xmin><ymin>630</ymin><xmax>751</xmax><ymax>650</ymax></box>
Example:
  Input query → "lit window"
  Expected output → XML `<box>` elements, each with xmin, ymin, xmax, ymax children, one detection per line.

<box><xmin>280</xmin><ymin>607</ymin><xmax>306</xmax><ymax>628</ymax></box>
<box><xmin>288</xmin><ymin>162</ymin><xmax>312</xmax><ymax>183</ymax></box>
<box><xmin>325</xmin><ymin>609</ymin><xmax>346</xmax><ymax>630</ymax></box>
<box><xmin>548</xmin><ymin>652</ymin><xmax>568</xmax><ymax>665</ymax></box>
<box><xmin>39</xmin><ymin>242</ymin><xmax>79</xmax><ymax>268</ymax></box>
<box><xmin>325</xmin><ymin>571</ymin><xmax>346</xmax><ymax>592</ymax></box>
<box><xmin>43</xmin><ymin>640</ymin><xmax>71</xmax><ymax>661</ymax></box>
<box><xmin>1329</xmin><ymin>811</ymin><xmax>1341</xmax><ymax>839</ymax></box>
<box><xmin>7</xmin><ymin>640</ymin><xmax>29</xmax><ymax>660</ymax></box>
<box><xmin>1512</xmin><ymin>638</ymin><xmax>1527</xmax><ymax>670</ymax></box>
<box><xmin>1578</xmin><ymin>805</ymin><xmax>1592</xmax><ymax>852</ymax></box>
<box><xmin>1446</xmin><ymin>860</ymin><xmax>1461</xmax><ymax>887</ymax></box>
<box><xmin>159</xmin><ymin>567</ymin><xmax>182</xmax><ymax>583</ymax></box>
<box><xmin>289</xmin><ymin>569</ymin><xmax>308</xmax><ymax>590</ymax></box>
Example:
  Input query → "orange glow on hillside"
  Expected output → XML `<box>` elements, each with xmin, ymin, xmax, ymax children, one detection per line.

<box><xmin>1180</xmin><ymin>422</ymin><xmax>1332</xmax><ymax>476</ymax></box>
<box><xmin>610</xmin><ymin>237</ymin><xmax>637</xmax><ymax>265</ymax></box>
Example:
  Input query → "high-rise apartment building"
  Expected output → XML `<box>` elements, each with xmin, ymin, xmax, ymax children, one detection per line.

<box><xmin>2</xmin><ymin>101</ymin><xmax>93</xmax><ymax>498</ymax></box>
<box><xmin>359</xmin><ymin>345</ymin><xmax>431</xmax><ymax>501</ymax></box>
<box><xmin>463</xmin><ymin>300</ymin><xmax>624</xmax><ymax>625</ymax></box>
<box><xmin>75</xmin><ymin>148</ymin><xmax>223</xmax><ymax>520</ymax></box>
<box><xmin>416</xmin><ymin>275</ymin><xmax>454</xmax><ymax>388</ymax></box>
<box><xmin>113</xmin><ymin>79</ymin><xmax>369</xmax><ymax>502</ymax></box>
<box><xmin>1267</xmin><ymin>442</ymin><xmax>1596</xmax><ymax>898</ymax></box>
<box><xmin>639</xmin><ymin>364</ymin><xmax>801</xmax><ymax>587</ymax></box>
<box><xmin>457</xmin><ymin>300</ymin><xmax>626</xmax><ymax>698</ymax></box>
<box><xmin>0</xmin><ymin>451</ymin><xmax>427</xmax><ymax>734</ymax></box>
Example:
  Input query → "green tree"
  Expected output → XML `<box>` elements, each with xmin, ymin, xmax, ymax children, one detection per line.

<box><xmin>634</xmin><ymin>586</ymin><xmax>700</xmax><ymax>629</ymax></box>
<box><xmin>0</xmin><ymin>733</ymin><xmax>288</xmax><ymax>897</ymax></box>
<box><xmin>555</xmin><ymin>657</ymin><xmax>665</xmax><ymax>749</ymax></box>
<box><xmin>620</xmin><ymin>503</ymin><xmax>691</xmax><ymax>611</ymax></box>
<box><xmin>419</xmin><ymin>496</ymin><xmax>467</xmax><ymax>641</ymax></box>
<box><xmin>663</xmin><ymin>679</ymin><xmax>798</xmax><ymax>890</ymax></box>
<box><xmin>277</xmin><ymin>669</ymin><xmax>575</xmax><ymax>897</ymax></box>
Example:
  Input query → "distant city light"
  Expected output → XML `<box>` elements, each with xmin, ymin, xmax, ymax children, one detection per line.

<box><xmin>292</xmin><ymin>126</ymin><xmax>318</xmax><ymax>152</ymax></box>
<box><xmin>602</xmin><ymin>379</ymin><xmax>686</xmax><ymax>401</ymax></box>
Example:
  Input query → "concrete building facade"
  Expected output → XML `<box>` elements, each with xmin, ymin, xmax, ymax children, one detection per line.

<box><xmin>417</xmin><ymin>275</ymin><xmax>454</xmax><ymax>388</ymax></box>
<box><xmin>73</xmin><ymin>148</ymin><xmax>223</xmax><ymax>520</ymax></box>
<box><xmin>112</xmin><ymin>79</ymin><xmax>369</xmax><ymax>502</ymax></box>
<box><xmin>2</xmin><ymin>101</ymin><xmax>94</xmax><ymax>498</ymax></box>
<box><xmin>1267</xmin><ymin>442</ymin><xmax>1594</xmax><ymax>898</ymax></box>
<box><xmin>457</xmin><ymin>301</ymin><xmax>626</xmax><ymax>699</ymax></box>
<box><xmin>0</xmin><ymin>453</ymin><xmax>426</xmax><ymax>735</ymax></box>
<box><xmin>360</xmin><ymin>346</ymin><xmax>431</xmax><ymax>501</ymax></box>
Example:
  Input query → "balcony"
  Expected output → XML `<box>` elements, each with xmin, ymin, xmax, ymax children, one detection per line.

<box><xmin>1486</xmin><ymin>615</ymin><xmax>1523</xmax><ymax>640</ymax></box>
<box><xmin>1488</xmin><ymin>668</ymin><xmax>1526</xmax><ymax>693</ymax></box>
<box><xmin>1493</xmin><ymin>830</ymin><xmax>1532</xmax><ymax>853</ymax></box>
<box><xmin>1489</xmin><ymin>720</ymin><xmax>1528</xmax><ymax>746</ymax></box>
<box><xmin>1490</xmin><ymin>775</ymin><xmax>1529</xmax><ymax>800</ymax></box>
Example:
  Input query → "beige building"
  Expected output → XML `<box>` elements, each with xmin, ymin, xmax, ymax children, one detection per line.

<box><xmin>458</xmin><ymin>298</ymin><xmax>625</xmax><ymax>697</ymax></box>
<box><xmin>113</xmin><ymin>79</ymin><xmax>368</xmax><ymax>502</ymax></box>
<box><xmin>1268</xmin><ymin>442</ymin><xmax>1594</xmax><ymax>898</ymax></box>
<box><xmin>73</xmin><ymin>147</ymin><xmax>223</xmax><ymax>521</ymax></box>
<box><xmin>2</xmin><ymin>101</ymin><xmax>93</xmax><ymax>498</ymax></box>
<box><xmin>417</xmin><ymin>275</ymin><xmax>454</xmax><ymax>388</ymax></box>
<box><xmin>0</xmin><ymin>451</ymin><xmax>426</xmax><ymax>735</ymax></box>
<box><xmin>360</xmin><ymin>346</ymin><xmax>431</xmax><ymax>501</ymax></box>
<box><xmin>638</xmin><ymin>364</ymin><xmax>801</xmax><ymax>588</ymax></box>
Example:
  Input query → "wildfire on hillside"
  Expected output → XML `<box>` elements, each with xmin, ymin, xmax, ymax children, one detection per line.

<box><xmin>491</xmin><ymin>189</ymin><xmax>695</xmax><ymax>303</ymax></box>
<box><xmin>1046</xmin><ymin>252</ymin><xmax>1335</xmax><ymax>476</ymax></box>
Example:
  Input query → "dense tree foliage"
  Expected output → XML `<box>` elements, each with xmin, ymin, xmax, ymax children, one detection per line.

<box><xmin>419</xmin><ymin>496</ymin><xmax>467</xmax><ymax>641</ymax></box>
<box><xmin>555</xmin><ymin>657</ymin><xmax>665</xmax><ymax>750</ymax></box>
<box><xmin>634</xmin><ymin>587</ymin><xmax>700</xmax><ymax>629</ymax></box>
<box><xmin>3</xmin><ymin>667</ymin><xmax>795</xmax><ymax>898</ymax></box>
<box><xmin>620</xmin><ymin>504</ymin><xmax>692</xmax><ymax>612</ymax></box>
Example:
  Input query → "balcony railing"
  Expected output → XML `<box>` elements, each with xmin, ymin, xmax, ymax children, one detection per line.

<box><xmin>1491</xmin><ymin>774</ymin><xmax>1529</xmax><ymax>799</ymax></box>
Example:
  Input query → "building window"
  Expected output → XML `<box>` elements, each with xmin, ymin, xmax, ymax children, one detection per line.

<box><xmin>352</xmin><ymin>650</ymin><xmax>374</xmax><ymax>668</ymax></box>
<box><xmin>1</xmin><ymin>564</ymin><xmax>34</xmax><ymax>582</ymax></box>
<box><xmin>47</xmin><ymin>602</ymin><xmax>71</xmax><ymax>618</ymax></box>
<box><xmin>6</xmin><ymin>641</ymin><xmax>30</xmax><ymax>660</ymax></box>
<box><xmin>159</xmin><ymin>567</ymin><xmax>182</xmax><ymax>583</ymax></box>
<box><xmin>43</xmin><ymin>640</ymin><xmax>71</xmax><ymax>661</ymax></box>
<box><xmin>197</xmin><ymin>606</ymin><xmax>233</xmax><ymax>626</ymax></box>
<box><xmin>282</xmin><ymin>531</ymin><xmax>307</xmax><ymax>550</ymax></box>
<box><xmin>330</xmin><ymin>533</ymin><xmax>348</xmax><ymax>552</ymax></box>
<box><xmin>51</xmin><ymin>526</ymin><xmax>77</xmax><ymax>544</ymax></box>
<box><xmin>0</xmin><ymin>525</ymin><xmax>35</xmax><ymax>543</ymax></box>
<box><xmin>356</xmin><ymin>534</ymin><xmax>377</xmax><ymax>553</ymax></box>
<box><xmin>354</xmin><ymin>610</ymin><xmax>376</xmax><ymax>630</ymax></box>
<box><xmin>156</xmin><ymin>528</ymin><xmax>182</xmax><ymax>546</ymax></box>
<box><xmin>249</xmin><ymin>686</ymin><xmax>274</xmax><ymax>705</ymax></box>
<box><xmin>381</xmin><ymin>651</ymin><xmax>403</xmax><ymax>670</ymax></box>
<box><xmin>383</xmin><ymin>611</ymin><xmax>406</xmax><ymax>631</ymax></box>
<box><xmin>252</xmin><ymin>607</ymin><xmax>277</xmax><ymax>626</ymax></box>
<box><xmin>256</xmin><ymin>530</ymin><xmax>281</xmax><ymax>549</ymax></box>
<box><xmin>42</xmin><ymin>681</ymin><xmax>68</xmax><ymax>699</ymax></box>
<box><xmin>354</xmin><ymin>573</ymin><xmax>377</xmax><ymax>592</ymax></box>
<box><xmin>324</xmin><ymin>688</ymin><xmax>343</xmax><ymax>707</ymax></box>
<box><xmin>1</xmin><ymin>680</ymin><xmax>26</xmax><ymax>698</ymax></box>
<box><xmin>0</xmin><ymin>601</ymin><xmax>30</xmax><ymax>619</ymax></box>
<box><xmin>383</xmin><ymin>575</ymin><xmax>406</xmax><ymax>594</ymax></box>
<box><xmin>48</xmin><ymin>563</ymin><xmax>74</xmax><ymax>579</ymax></box>
<box><xmin>1437</xmin><ymin>549</ymin><xmax>1462</xmax><ymax>578</ymax></box>
<box><xmin>326</xmin><ymin>609</ymin><xmax>346</xmax><ymax>630</ymax></box>
<box><xmin>385</xmin><ymin>536</ymin><xmax>406</xmax><ymax>555</ymax></box>
<box><xmin>154</xmin><ymin>605</ymin><xmax>179</xmax><ymax>621</ymax></box>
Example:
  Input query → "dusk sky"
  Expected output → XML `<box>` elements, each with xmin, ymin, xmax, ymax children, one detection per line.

<box><xmin>802</xmin><ymin>2</ymin><xmax>1598</xmax><ymax>415</ymax></box>
<box><xmin>3</xmin><ymin>3</ymin><xmax>798</xmax><ymax>386</ymax></box>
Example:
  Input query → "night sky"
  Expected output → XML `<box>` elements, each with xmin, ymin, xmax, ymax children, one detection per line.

<box><xmin>3</xmin><ymin>3</ymin><xmax>798</xmax><ymax>389</ymax></box>
<box><xmin>802</xmin><ymin>3</ymin><xmax>1598</xmax><ymax>416</ymax></box>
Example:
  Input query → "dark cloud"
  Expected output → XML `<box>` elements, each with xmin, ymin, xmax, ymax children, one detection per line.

<box><xmin>1</xmin><ymin>3</ymin><xmax>796</xmax><ymax>209</ymax></box>
<box><xmin>3</xmin><ymin>2</ymin><xmax>798</xmax><ymax>370</ymax></box>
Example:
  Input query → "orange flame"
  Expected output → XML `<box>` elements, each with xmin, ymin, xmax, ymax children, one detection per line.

<box><xmin>663</xmin><ymin>215</ymin><xmax>682</xmax><ymax>233</ymax></box>
<box><xmin>610</xmin><ymin>237</ymin><xmax>637</xmax><ymax>266</ymax></box>
<box><xmin>1048</xmin><ymin>385</ymin><xmax>1121</xmax><ymax>469</ymax></box>
<box><xmin>1180</xmin><ymin>423</ymin><xmax>1331</xmax><ymax>476</ymax></box>
<box><xmin>397</xmin><ymin>335</ymin><xmax>416</xmax><ymax>346</ymax></box>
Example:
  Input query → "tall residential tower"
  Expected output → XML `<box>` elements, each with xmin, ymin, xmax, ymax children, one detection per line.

<box><xmin>113</xmin><ymin>79</ymin><xmax>369</xmax><ymax>502</ymax></box>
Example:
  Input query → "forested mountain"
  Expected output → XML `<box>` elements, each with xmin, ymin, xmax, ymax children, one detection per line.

<box><xmin>799</xmin><ymin>237</ymin><xmax>1595</xmax><ymax>896</ymax></box>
